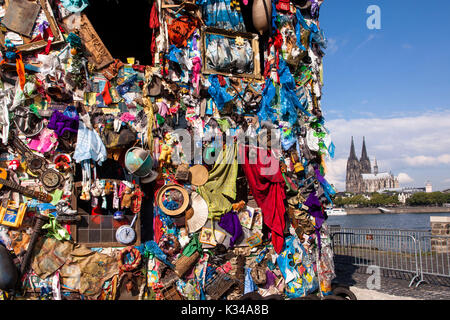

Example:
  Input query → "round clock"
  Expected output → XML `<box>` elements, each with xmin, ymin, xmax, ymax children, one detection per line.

<box><xmin>42</xmin><ymin>169</ymin><xmax>63</xmax><ymax>191</ymax></box>
<box><xmin>116</xmin><ymin>214</ymin><xmax>138</xmax><ymax>245</ymax></box>
<box><xmin>116</xmin><ymin>225</ymin><xmax>136</xmax><ymax>245</ymax></box>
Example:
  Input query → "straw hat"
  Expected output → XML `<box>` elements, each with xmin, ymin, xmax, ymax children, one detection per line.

<box><xmin>189</xmin><ymin>165</ymin><xmax>209</xmax><ymax>186</ymax></box>
<box><xmin>186</xmin><ymin>192</ymin><xmax>209</xmax><ymax>233</ymax></box>
<box><xmin>156</xmin><ymin>184</ymin><xmax>189</xmax><ymax>216</ymax></box>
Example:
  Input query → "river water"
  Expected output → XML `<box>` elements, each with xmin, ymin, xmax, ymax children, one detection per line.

<box><xmin>326</xmin><ymin>212</ymin><xmax>450</xmax><ymax>230</ymax></box>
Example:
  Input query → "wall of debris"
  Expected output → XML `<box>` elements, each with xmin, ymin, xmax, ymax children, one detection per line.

<box><xmin>0</xmin><ymin>0</ymin><xmax>338</xmax><ymax>300</ymax></box>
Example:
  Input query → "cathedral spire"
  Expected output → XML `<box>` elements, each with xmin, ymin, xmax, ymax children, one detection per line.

<box><xmin>361</xmin><ymin>136</ymin><xmax>369</xmax><ymax>161</ymax></box>
<box><xmin>359</xmin><ymin>136</ymin><xmax>372</xmax><ymax>174</ymax></box>
<box><xmin>349</xmin><ymin>136</ymin><xmax>357</xmax><ymax>160</ymax></box>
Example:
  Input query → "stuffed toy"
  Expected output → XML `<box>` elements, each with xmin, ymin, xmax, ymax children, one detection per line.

<box><xmin>121</xmin><ymin>182</ymin><xmax>135</xmax><ymax>210</ymax></box>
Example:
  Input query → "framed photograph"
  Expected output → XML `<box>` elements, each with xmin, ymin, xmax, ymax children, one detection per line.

<box><xmin>246</xmin><ymin>232</ymin><xmax>262</xmax><ymax>248</ymax></box>
<box><xmin>252</xmin><ymin>208</ymin><xmax>263</xmax><ymax>230</ymax></box>
<box><xmin>238</xmin><ymin>206</ymin><xmax>255</xmax><ymax>229</ymax></box>
<box><xmin>201</xmin><ymin>27</ymin><xmax>261</xmax><ymax>80</ymax></box>
<box><xmin>199</xmin><ymin>227</ymin><xmax>226</xmax><ymax>246</ymax></box>
<box><xmin>0</xmin><ymin>0</ymin><xmax>65</xmax><ymax>52</ymax></box>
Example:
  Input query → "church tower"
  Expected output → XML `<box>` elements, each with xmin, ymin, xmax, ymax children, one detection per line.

<box><xmin>360</xmin><ymin>136</ymin><xmax>371</xmax><ymax>174</ymax></box>
<box><xmin>373</xmin><ymin>157</ymin><xmax>379</xmax><ymax>175</ymax></box>
<box><xmin>346</xmin><ymin>136</ymin><xmax>362</xmax><ymax>193</ymax></box>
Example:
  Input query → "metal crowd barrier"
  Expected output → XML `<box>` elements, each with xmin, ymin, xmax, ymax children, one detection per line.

<box><xmin>330</xmin><ymin>231</ymin><xmax>421</xmax><ymax>287</ymax></box>
<box><xmin>415</xmin><ymin>235</ymin><xmax>450</xmax><ymax>287</ymax></box>
<box><xmin>330</xmin><ymin>227</ymin><xmax>450</xmax><ymax>288</ymax></box>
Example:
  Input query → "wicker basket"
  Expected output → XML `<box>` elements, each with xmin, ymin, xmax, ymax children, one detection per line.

<box><xmin>174</xmin><ymin>251</ymin><xmax>200</xmax><ymax>278</ymax></box>
<box><xmin>205</xmin><ymin>272</ymin><xmax>237</xmax><ymax>300</ymax></box>
<box><xmin>160</xmin><ymin>284</ymin><xmax>184</xmax><ymax>300</ymax></box>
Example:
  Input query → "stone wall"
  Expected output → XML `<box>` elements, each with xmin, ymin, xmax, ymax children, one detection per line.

<box><xmin>430</xmin><ymin>216</ymin><xmax>450</xmax><ymax>253</ymax></box>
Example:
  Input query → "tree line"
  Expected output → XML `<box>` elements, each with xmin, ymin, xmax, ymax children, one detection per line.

<box><xmin>333</xmin><ymin>192</ymin><xmax>450</xmax><ymax>207</ymax></box>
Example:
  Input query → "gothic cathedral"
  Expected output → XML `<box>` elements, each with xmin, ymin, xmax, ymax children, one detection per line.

<box><xmin>345</xmin><ymin>137</ymin><xmax>399</xmax><ymax>193</ymax></box>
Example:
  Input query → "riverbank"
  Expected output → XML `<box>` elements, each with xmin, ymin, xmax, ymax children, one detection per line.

<box><xmin>345</xmin><ymin>206</ymin><xmax>450</xmax><ymax>215</ymax></box>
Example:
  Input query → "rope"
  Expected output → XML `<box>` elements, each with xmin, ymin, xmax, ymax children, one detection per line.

<box><xmin>118</xmin><ymin>246</ymin><xmax>142</xmax><ymax>272</ymax></box>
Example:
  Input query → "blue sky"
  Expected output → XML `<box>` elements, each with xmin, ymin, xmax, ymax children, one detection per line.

<box><xmin>318</xmin><ymin>0</ymin><xmax>450</xmax><ymax>191</ymax></box>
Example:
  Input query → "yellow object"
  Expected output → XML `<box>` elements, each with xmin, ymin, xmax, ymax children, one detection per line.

<box><xmin>159</xmin><ymin>145</ymin><xmax>172</xmax><ymax>166</ymax></box>
<box><xmin>294</xmin><ymin>162</ymin><xmax>304</xmax><ymax>173</ymax></box>
<box><xmin>0</xmin><ymin>201</ymin><xmax>27</xmax><ymax>228</ymax></box>
<box><xmin>127</xmin><ymin>57</ymin><xmax>135</xmax><ymax>65</ymax></box>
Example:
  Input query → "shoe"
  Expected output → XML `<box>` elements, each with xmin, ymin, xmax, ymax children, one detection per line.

<box><xmin>56</xmin><ymin>201</ymin><xmax>77</xmax><ymax>216</ymax></box>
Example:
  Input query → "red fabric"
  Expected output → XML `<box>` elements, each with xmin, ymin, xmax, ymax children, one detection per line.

<box><xmin>217</xmin><ymin>75</ymin><xmax>227</xmax><ymax>87</ymax></box>
<box><xmin>101</xmin><ymin>81</ymin><xmax>113</xmax><ymax>105</ymax></box>
<box><xmin>268</xmin><ymin>30</ymin><xmax>283</xmax><ymax>84</ymax></box>
<box><xmin>153</xmin><ymin>214</ymin><xmax>163</xmax><ymax>244</ymax></box>
<box><xmin>91</xmin><ymin>206</ymin><xmax>104</xmax><ymax>225</ymax></box>
<box><xmin>149</xmin><ymin>1</ymin><xmax>160</xmax><ymax>29</ymax></box>
<box><xmin>239</xmin><ymin>145</ymin><xmax>286</xmax><ymax>253</ymax></box>
<box><xmin>149</xmin><ymin>1</ymin><xmax>160</xmax><ymax>66</ymax></box>
<box><xmin>16</xmin><ymin>53</ymin><xmax>26</xmax><ymax>91</ymax></box>
<box><xmin>44</xmin><ymin>27</ymin><xmax>54</xmax><ymax>55</ymax></box>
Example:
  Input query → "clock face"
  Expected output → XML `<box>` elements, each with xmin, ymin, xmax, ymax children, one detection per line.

<box><xmin>116</xmin><ymin>225</ymin><xmax>136</xmax><ymax>245</ymax></box>
<box><xmin>42</xmin><ymin>170</ymin><xmax>62</xmax><ymax>189</ymax></box>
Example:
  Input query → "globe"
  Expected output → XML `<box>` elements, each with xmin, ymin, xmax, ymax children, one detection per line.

<box><xmin>125</xmin><ymin>147</ymin><xmax>153</xmax><ymax>178</ymax></box>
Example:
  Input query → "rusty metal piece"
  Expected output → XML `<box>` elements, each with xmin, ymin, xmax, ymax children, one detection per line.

<box><xmin>19</xmin><ymin>213</ymin><xmax>49</xmax><ymax>277</ymax></box>
<box><xmin>2</xmin><ymin>0</ymin><xmax>41</xmax><ymax>37</ymax></box>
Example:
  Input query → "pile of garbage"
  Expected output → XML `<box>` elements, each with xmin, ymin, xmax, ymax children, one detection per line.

<box><xmin>0</xmin><ymin>0</ymin><xmax>348</xmax><ymax>300</ymax></box>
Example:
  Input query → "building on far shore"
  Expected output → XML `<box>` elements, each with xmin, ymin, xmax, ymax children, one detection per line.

<box><xmin>426</xmin><ymin>181</ymin><xmax>433</xmax><ymax>193</ymax></box>
<box><xmin>395</xmin><ymin>183</ymin><xmax>432</xmax><ymax>204</ymax></box>
<box><xmin>346</xmin><ymin>137</ymin><xmax>399</xmax><ymax>193</ymax></box>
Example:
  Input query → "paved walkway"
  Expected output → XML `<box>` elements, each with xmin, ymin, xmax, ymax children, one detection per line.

<box><xmin>333</xmin><ymin>263</ymin><xmax>450</xmax><ymax>300</ymax></box>
<box><xmin>349</xmin><ymin>286</ymin><xmax>417</xmax><ymax>300</ymax></box>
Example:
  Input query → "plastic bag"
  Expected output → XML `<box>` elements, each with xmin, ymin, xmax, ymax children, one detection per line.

<box><xmin>276</xmin><ymin>235</ymin><xmax>319</xmax><ymax>298</ymax></box>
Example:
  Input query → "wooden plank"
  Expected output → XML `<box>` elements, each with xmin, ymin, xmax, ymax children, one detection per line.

<box><xmin>62</xmin><ymin>13</ymin><xmax>114</xmax><ymax>70</ymax></box>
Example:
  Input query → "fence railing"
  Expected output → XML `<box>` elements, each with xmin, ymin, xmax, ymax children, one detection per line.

<box><xmin>329</xmin><ymin>227</ymin><xmax>450</xmax><ymax>287</ymax></box>
<box><xmin>416</xmin><ymin>235</ymin><xmax>450</xmax><ymax>287</ymax></box>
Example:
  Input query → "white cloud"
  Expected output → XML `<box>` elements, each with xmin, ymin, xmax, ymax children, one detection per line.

<box><xmin>402</xmin><ymin>43</ymin><xmax>413</xmax><ymax>49</ymax></box>
<box><xmin>327</xmin><ymin>38</ymin><xmax>338</xmax><ymax>55</ymax></box>
<box><xmin>324</xmin><ymin>110</ymin><xmax>450</xmax><ymax>191</ymax></box>
<box><xmin>404</xmin><ymin>154</ymin><xmax>450</xmax><ymax>166</ymax></box>
<box><xmin>324</xmin><ymin>158</ymin><xmax>347</xmax><ymax>191</ymax></box>
<box><xmin>397</xmin><ymin>173</ymin><xmax>414</xmax><ymax>184</ymax></box>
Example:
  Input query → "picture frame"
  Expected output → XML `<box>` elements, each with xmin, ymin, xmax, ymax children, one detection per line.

<box><xmin>201</xmin><ymin>26</ymin><xmax>261</xmax><ymax>80</ymax></box>
<box><xmin>0</xmin><ymin>0</ymin><xmax>65</xmax><ymax>52</ymax></box>
<box><xmin>199</xmin><ymin>227</ymin><xmax>226</xmax><ymax>246</ymax></box>
<box><xmin>238</xmin><ymin>206</ymin><xmax>255</xmax><ymax>229</ymax></box>
<box><xmin>0</xmin><ymin>201</ymin><xmax>27</xmax><ymax>228</ymax></box>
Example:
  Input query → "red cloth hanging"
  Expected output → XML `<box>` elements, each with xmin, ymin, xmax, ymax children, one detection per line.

<box><xmin>149</xmin><ymin>0</ymin><xmax>160</xmax><ymax>66</ymax></box>
<box><xmin>239</xmin><ymin>144</ymin><xmax>286</xmax><ymax>253</ymax></box>
<box><xmin>101</xmin><ymin>81</ymin><xmax>113</xmax><ymax>105</ymax></box>
<box><xmin>267</xmin><ymin>30</ymin><xmax>283</xmax><ymax>84</ymax></box>
<box><xmin>16</xmin><ymin>53</ymin><xmax>26</xmax><ymax>91</ymax></box>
